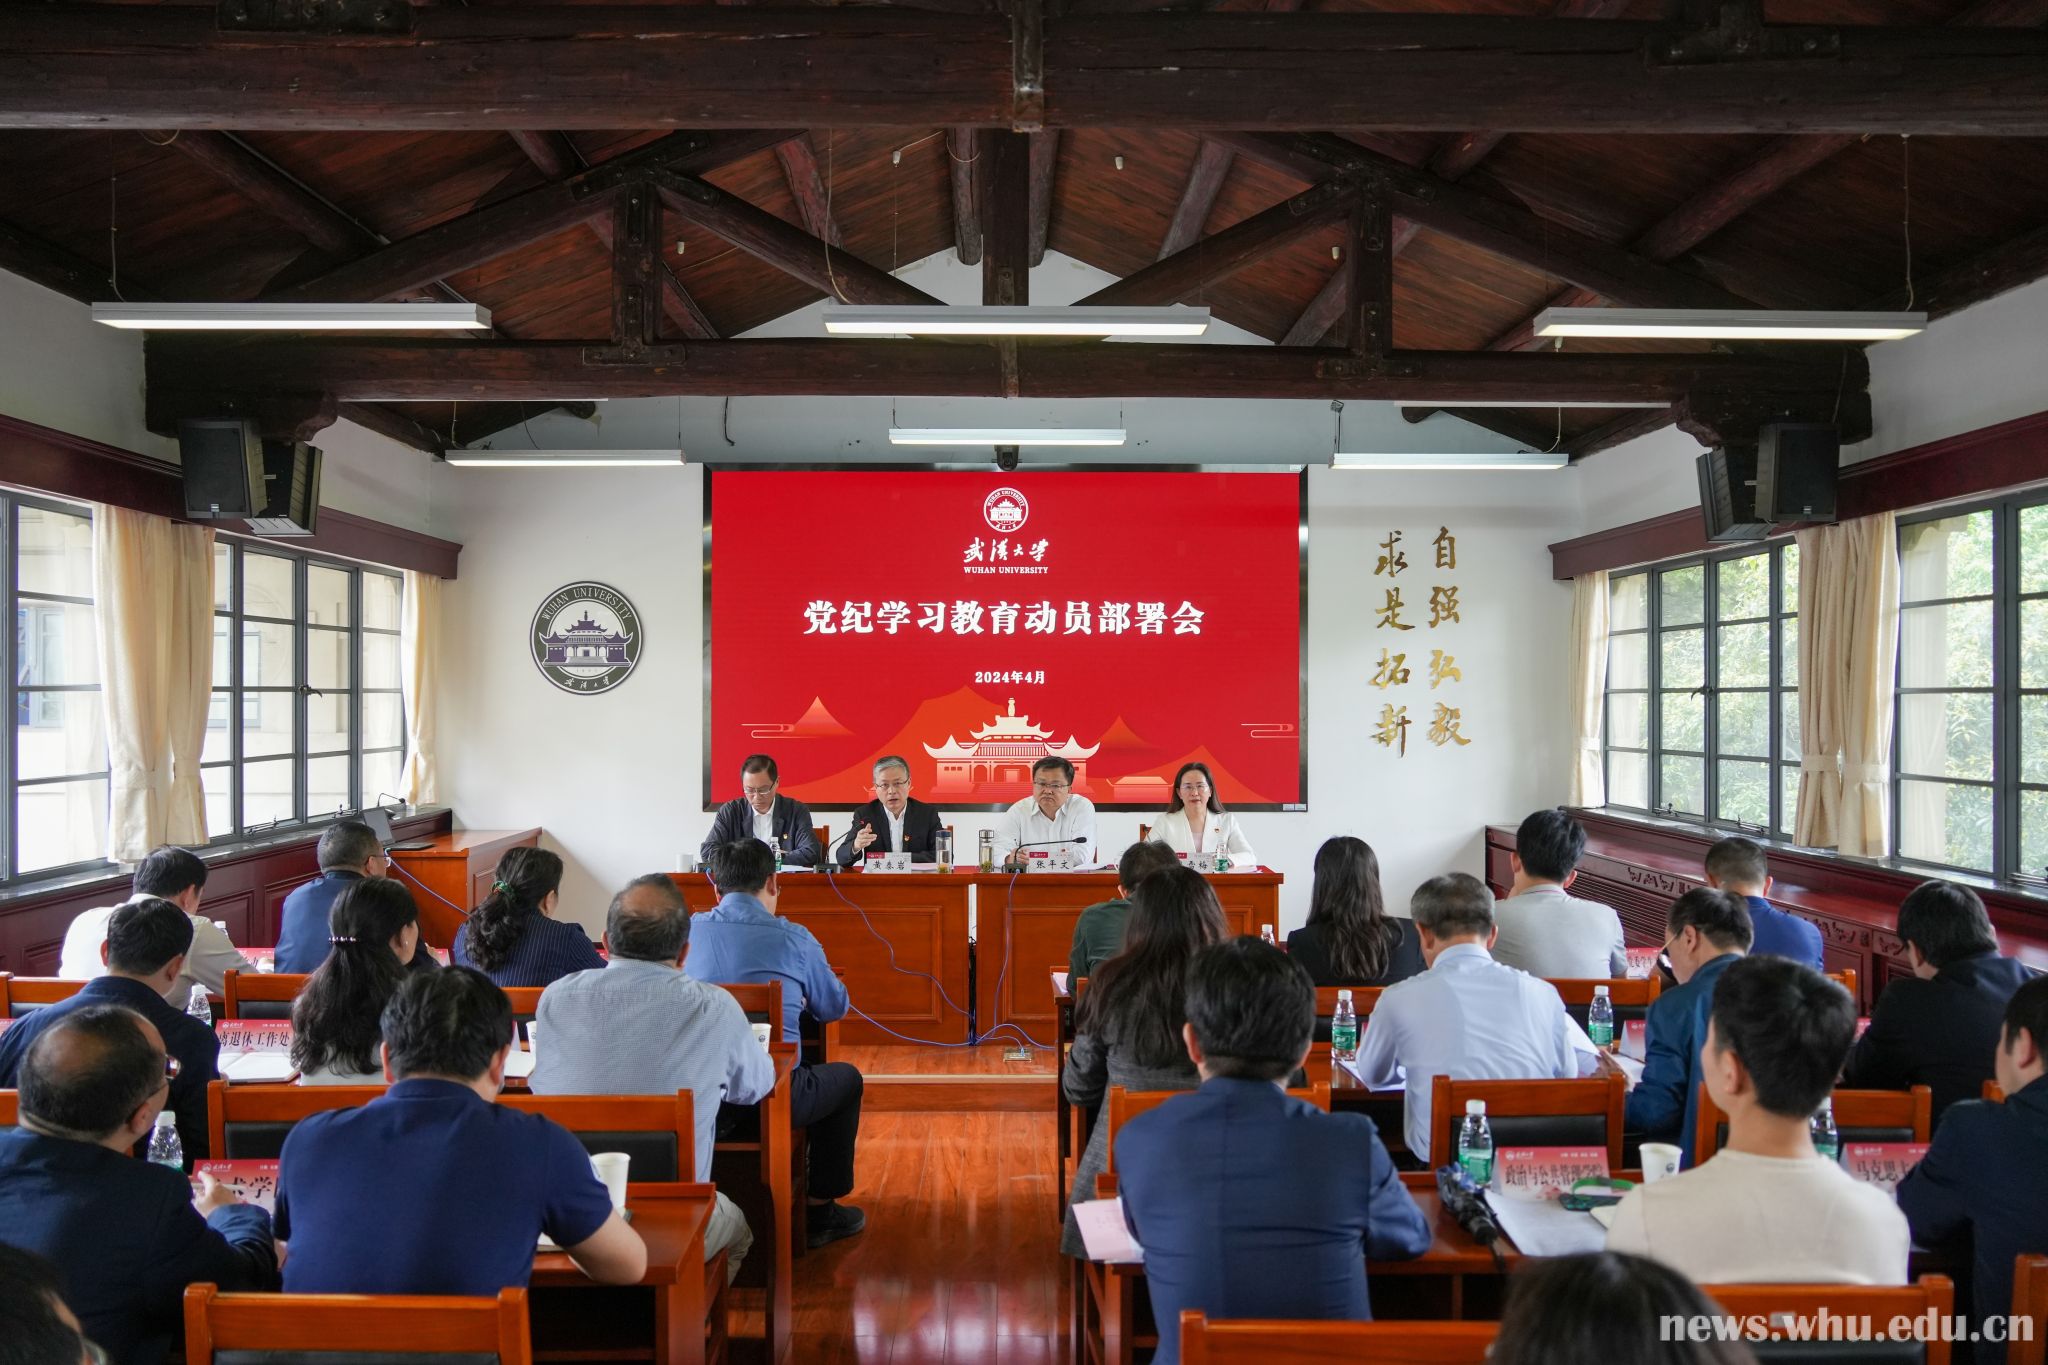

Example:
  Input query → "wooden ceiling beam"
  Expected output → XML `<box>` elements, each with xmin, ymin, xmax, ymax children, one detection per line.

<box><xmin>154</xmin><ymin>131</ymin><xmax>379</xmax><ymax>259</ymax></box>
<box><xmin>1157</xmin><ymin>140</ymin><xmax>1236</xmax><ymax>260</ymax></box>
<box><xmin>1569</xmin><ymin>406</ymin><xmax>1678</xmax><ymax>458</ymax></box>
<box><xmin>1402</xmin><ymin>404</ymin><xmax>1569</xmax><ymax>452</ymax></box>
<box><xmin>1078</xmin><ymin>177</ymin><xmax>1355</xmax><ymax>308</ymax></box>
<box><xmin>0</xmin><ymin>217</ymin><xmax>116</xmax><ymax>303</ymax></box>
<box><xmin>1343</xmin><ymin>188</ymin><xmax>1393</xmax><ymax>358</ymax></box>
<box><xmin>1216</xmin><ymin>132</ymin><xmax>1757</xmax><ymax>312</ymax></box>
<box><xmin>8</xmin><ymin>9</ymin><xmax>2048</xmax><ymax>134</ymax></box>
<box><xmin>1280</xmin><ymin>268</ymin><xmax>1347</xmax><ymax>347</ymax></box>
<box><xmin>1027</xmin><ymin>131</ymin><xmax>1060</xmax><ymax>267</ymax></box>
<box><xmin>774</xmin><ymin>135</ymin><xmax>844</xmax><ymax>247</ymax></box>
<box><xmin>983</xmin><ymin>130</ymin><xmax>1032</xmax><ymax>396</ymax></box>
<box><xmin>337</xmin><ymin>402</ymin><xmax>446</xmax><ymax>455</ymax></box>
<box><xmin>1865</xmin><ymin>220</ymin><xmax>2048</xmax><ymax>321</ymax></box>
<box><xmin>505</xmin><ymin>131</ymin><xmax>583</xmax><ymax>182</ymax></box>
<box><xmin>947</xmin><ymin>128</ymin><xmax>984</xmax><ymax>266</ymax></box>
<box><xmin>651</xmin><ymin>172</ymin><xmax>943</xmax><ymax>306</ymax></box>
<box><xmin>145</xmin><ymin>336</ymin><xmax>1861</xmax><ymax>405</ymax></box>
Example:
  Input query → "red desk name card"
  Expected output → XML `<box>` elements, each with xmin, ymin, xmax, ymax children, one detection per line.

<box><xmin>1843</xmin><ymin>1143</ymin><xmax>1928</xmax><ymax>1193</ymax></box>
<box><xmin>1625</xmin><ymin>947</ymin><xmax>1661</xmax><ymax>979</ymax></box>
<box><xmin>1620</xmin><ymin>1019</ymin><xmax>1647</xmax><ymax>1061</ymax></box>
<box><xmin>1495</xmin><ymin>1147</ymin><xmax>1611</xmax><ymax>1201</ymax></box>
<box><xmin>216</xmin><ymin>1020</ymin><xmax>293</xmax><ymax>1054</ymax></box>
<box><xmin>192</xmin><ymin>1160</ymin><xmax>281</xmax><ymax>1213</ymax></box>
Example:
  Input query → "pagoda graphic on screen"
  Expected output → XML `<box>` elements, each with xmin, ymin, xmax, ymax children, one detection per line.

<box><xmin>923</xmin><ymin>698</ymin><xmax>1098</xmax><ymax>799</ymax></box>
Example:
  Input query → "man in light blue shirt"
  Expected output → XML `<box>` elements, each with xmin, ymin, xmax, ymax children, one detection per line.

<box><xmin>689</xmin><ymin>841</ymin><xmax>866</xmax><ymax>1248</ymax></box>
<box><xmin>530</xmin><ymin>874</ymin><xmax>774</xmax><ymax>1277</ymax></box>
<box><xmin>1352</xmin><ymin>872</ymin><xmax>1594</xmax><ymax>1162</ymax></box>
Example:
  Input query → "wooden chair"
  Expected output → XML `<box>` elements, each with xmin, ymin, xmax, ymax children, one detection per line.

<box><xmin>1427</xmin><ymin>1073</ymin><xmax>1628</xmax><ymax>1170</ymax></box>
<box><xmin>716</xmin><ymin>981</ymin><xmax>811</xmax><ymax>1261</ymax></box>
<box><xmin>707</xmin><ymin>1031</ymin><xmax>799</xmax><ymax>1365</ymax></box>
<box><xmin>184</xmin><ymin>1284</ymin><xmax>532</xmax><ymax>1364</ymax></box>
<box><xmin>1180</xmin><ymin>1312</ymin><xmax>1497</xmax><ymax>1364</ymax></box>
<box><xmin>1986</xmin><ymin>1079</ymin><xmax>2008</xmax><ymax>1103</ymax></box>
<box><xmin>1311</xmin><ymin>984</ymin><xmax>1384</xmax><ymax>1044</ymax></box>
<box><xmin>1828</xmin><ymin>967</ymin><xmax>1861</xmax><ymax>1010</ymax></box>
<box><xmin>1106</xmin><ymin>1082</ymin><xmax>1331</xmax><ymax>1177</ymax></box>
<box><xmin>1694</xmin><ymin>1085</ymin><xmax>1931</xmax><ymax>1164</ymax></box>
<box><xmin>2012</xmin><ymin>1255</ymin><xmax>2048</xmax><ymax>1365</ymax></box>
<box><xmin>1705</xmin><ymin>1276</ymin><xmax>1954</xmax><ymax>1365</ymax></box>
<box><xmin>221</xmin><ymin>969</ymin><xmax>306</xmax><ymax>1021</ymax></box>
<box><xmin>0</xmin><ymin>975</ymin><xmax>85</xmax><ymax>1018</ymax></box>
<box><xmin>0</xmin><ymin>1088</ymin><xmax>15</xmax><ymax>1128</ymax></box>
<box><xmin>207</xmin><ymin>1080</ymin><xmax>386</xmax><ymax>1158</ymax></box>
<box><xmin>499</xmin><ymin>1091</ymin><xmax>696</xmax><ymax>1184</ymax></box>
<box><xmin>1055</xmin><ymin>969</ymin><xmax>1084</xmax><ymax>1215</ymax></box>
<box><xmin>812</xmin><ymin>824</ymin><xmax>829</xmax><ymax>851</ymax></box>
<box><xmin>502</xmin><ymin>985</ymin><xmax>542</xmax><ymax>1043</ymax></box>
<box><xmin>1547</xmin><ymin>976</ymin><xmax>1660</xmax><ymax>1030</ymax></box>
<box><xmin>1137</xmin><ymin>823</ymin><xmax>1152</xmax><ymax>842</ymax></box>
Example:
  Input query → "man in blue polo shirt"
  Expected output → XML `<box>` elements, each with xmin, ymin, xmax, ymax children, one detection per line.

<box><xmin>274</xmin><ymin>821</ymin><xmax>387</xmax><ymax>974</ymax></box>
<box><xmin>274</xmin><ymin>967</ymin><xmax>645</xmax><ymax>1295</ymax></box>
<box><xmin>1703</xmin><ymin>836</ymin><xmax>1824</xmax><ymax>969</ymax></box>
<box><xmin>687</xmin><ymin>840</ymin><xmax>866</xmax><ymax>1248</ymax></box>
<box><xmin>1625</xmin><ymin>887</ymin><xmax>1753</xmax><ymax>1164</ymax></box>
<box><xmin>0</xmin><ymin>898</ymin><xmax>221</xmax><ymax>1160</ymax></box>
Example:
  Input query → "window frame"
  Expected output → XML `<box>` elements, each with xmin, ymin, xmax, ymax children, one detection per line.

<box><xmin>203</xmin><ymin>537</ymin><xmax>405</xmax><ymax>843</ymax></box>
<box><xmin>1603</xmin><ymin>539</ymin><xmax>1800</xmax><ymax>839</ymax></box>
<box><xmin>4</xmin><ymin>494</ymin><xmax>110</xmax><ymax>885</ymax></box>
<box><xmin>1889</xmin><ymin>492</ymin><xmax>2048</xmax><ymax>883</ymax></box>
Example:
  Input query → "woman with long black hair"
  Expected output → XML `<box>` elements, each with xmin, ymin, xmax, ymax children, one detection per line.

<box><xmin>1285</xmin><ymin>836</ymin><xmax>1425</xmax><ymax>988</ymax></box>
<box><xmin>451</xmin><ymin>847</ymin><xmax>603</xmax><ymax>988</ymax></box>
<box><xmin>290</xmin><ymin>878</ymin><xmax>422</xmax><ymax>1084</ymax></box>
<box><xmin>1059</xmin><ymin>865</ymin><xmax>1229</xmax><ymax>1257</ymax></box>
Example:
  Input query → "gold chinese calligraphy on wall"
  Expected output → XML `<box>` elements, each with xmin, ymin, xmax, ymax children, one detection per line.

<box><xmin>1371</xmin><ymin>526</ymin><xmax>1470</xmax><ymax>753</ymax></box>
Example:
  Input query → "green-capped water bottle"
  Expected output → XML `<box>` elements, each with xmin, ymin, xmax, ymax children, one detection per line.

<box><xmin>1457</xmin><ymin>1100</ymin><xmax>1494</xmax><ymax>1184</ymax></box>
<box><xmin>1811</xmin><ymin>1096</ymin><xmax>1840</xmax><ymax>1162</ymax></box>
<box><xmin>1587</xmin><ymin>984</ymin><xmax>1614</xmax><ymax>1051</ymax></box>
<box><xmin>1330</xmin><ymin>989</ymin><xmax>1359</xmax><ymax>1061</ymax></box>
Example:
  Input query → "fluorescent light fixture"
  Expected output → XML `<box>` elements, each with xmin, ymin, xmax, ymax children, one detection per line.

<box><xmin>1532</xmin><ymin>307</ymin><xmax>1926</xmax><ymax>341</ymax></box>
<box><xmin>1415</xmin><ymin>399</ymin><xmax>1668</xmax><ymax>409</ymax></box>
<box><xmin>823</xmin><ymin>305</ymin><xmax>1209</xmax><ymax>337</ymax></box>
<box><xmin>92</xmin><ymin>302</ymin><xmax>491</xmax><ymax>331</ymax></box>
<box><xmin>889</xmin><ymin>427</ymin><xmax>1126</xmax><ymax>447</ymax></box>
<box><xmin>1332</xmin><ymin>450</ymin><xmax>1569</xmax><ymax>471</ymax></box>
<box><xmin>443</xmin><ymin>449</ymin><xmax>683</xmax><ymax>468</ymax></box>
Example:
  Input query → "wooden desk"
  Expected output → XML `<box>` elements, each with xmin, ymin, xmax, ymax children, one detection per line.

<box><xmin>975</xmin><ymin>871</ymin><xmax>1282</xmax><ymax>1040</ymax></box>
<box><xmin>530</xmin><ymin>1191</ymin><xmax>713</xmax><ymax>1365</ymax></box>
<box><xmin>673</xmin><ymin>871</ymin><xmax>973</xmax><ymax>1045</ymax></box>
<box><xmin>389</xmin><ymin>828</ymin><xmax>542</xmax><ymax>948</ymax></box>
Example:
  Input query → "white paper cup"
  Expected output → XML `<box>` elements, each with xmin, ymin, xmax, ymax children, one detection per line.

<box><xmin>590</xmin><ymin>1151</ymin><xmax>630</xmax><ymax>1211</ymax></box>
<box><xmin>1640</xmin><ymin>1142</ymin><xmax>1682</xmax><ymax>1184</ymax></box>
<box><xmin>751</xmin><ymin>1022</ymin><xmax>774</xmax><ymax>1051</ymax></box>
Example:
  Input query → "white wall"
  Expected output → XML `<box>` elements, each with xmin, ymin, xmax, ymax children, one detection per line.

<box><xmin>0</xmin><ymin>268</ymin><xmax>175</xmax><ymax>459</ymax></box>
<box><xmin>1574</xmin><ymin>276</ymin><xmax>2048</xmax><ymax>537</ymax></box>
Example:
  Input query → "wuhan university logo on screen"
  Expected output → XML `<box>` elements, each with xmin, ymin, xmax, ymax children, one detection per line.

<box><xmin>529</xmin><ymin>581</ymin><xmax>644</xmax><ymax>695</ymax></box>
<box><xmin>982</xmin><ymin>486</ymin><xmax>1029</xmax><ymax>534</ymax></box>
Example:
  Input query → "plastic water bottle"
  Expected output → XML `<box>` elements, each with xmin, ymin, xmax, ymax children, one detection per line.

<box><xmin>186</xmin><ymin>983</ymin><xmax>212</xmax><ymax>1027</ymax></box>
<box><xmin>774</xmin><ymin>836</ymin><xmax>785</xmax><ymax>873</ymax></box>
<box><xmin>147</xmin><ymin>1112</ymin><xmax>184</xmax><ymax>1172</ymax></box>
<box><xmin>1811</xmin><ymin>1097</ymin><xmax>1840</xmax><ymax>1162</ymax></box>
<box><xmin>1330</xmin><ymin>989</ymin><xmax>1359</xmax><ymax>1061</ymax></box>
<box><xmin>1259</xmin><ymin>924</ymin><xmax>1277</xmax><ymax>947</ymax></box>
<box><xmin>1457</xmin><ymin>1100</ymin><xmax>1494</xmax><ymax>1184</ymax></box>
<box><xmin>1587</xmin><ymin>985</ymin><xmax>1614</xmax><ymax>1051</ymax></box>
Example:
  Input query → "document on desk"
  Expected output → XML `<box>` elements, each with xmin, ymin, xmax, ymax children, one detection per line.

<box><xmin>1073</xmin><ymin>1198</ymin><xmax>1145</xmax><ymax>1264</ymax></box>
<box><xmin>220</xmin><ymin>1052</ymin><xmax>297</xmax><ymax>1083</ymax></box>
<box><xmin>503</xmin><ymin>1048</ymin><xmax>536</xmax><ymax>1079</ymax></box>
<box><xmin>1052</xmin><ymin>971</ymin><xmax>1070</xmax><ymax>996</ymax></box>
<box><xmin>1483</xmin><ymin>1191</ymin><xmax>1609</xmax><ymax>1257</ymax></box>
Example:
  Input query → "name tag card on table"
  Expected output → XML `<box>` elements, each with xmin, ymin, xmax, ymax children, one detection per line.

<box><xmin>218</xmin><ymin>1020</ymin><xmax>297</xmax><ymax>1082</ymax></box>
<box><xmin>1620</xmin><ymin>1019</ymin><xmax>1647</xmax><ymax>1062</ymax></box>
<box><xmin>1625</xmin><ymin>947</ymin><xmax>1662</xmax><ymax>979</ymax></box>
<box><xmin>1844</xmin><ymin>1143</ymin><xmax>1930</xmax><ymax>1195</ymax></box>
<box><xmin>866</xmin><ymin>852</ymin><xmax>913</xmax><ymax>873</ymax></box>
<box><xmin>193</xmin><ymin>1160</ymin><xmax>280</xmax><ymax>1213</ymax></box>
<box><xmin>1495</xmin><ymin>1148</ymin><xmax>1611</xmax><ymax>1202</ymax></box>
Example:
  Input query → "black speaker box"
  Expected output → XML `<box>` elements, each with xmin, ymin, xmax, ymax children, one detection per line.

<box><xmin>1755</xmin><ymin>420</ymin><xmax>1840</xmax><ymax>524</ymax></box>
<box><xmin>247</xmin><ymin>440</ymin><xmax>323</xmax><ymax>537</ymax></box>
<box><xmin>177</xmin><ymin>419</ymin><xmax>265</xmax><ymax>520</ymax></box>
<box><xmin>1697</xmin><ymin>447</ymin><xmax>1771</xmax><ymax>543</ymax></box>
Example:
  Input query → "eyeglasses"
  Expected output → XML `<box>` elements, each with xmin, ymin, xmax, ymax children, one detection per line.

<box><xmin>874</xmin><ymin>780</ymin><xmax>910</xmax><ymax>793</ymax></box>
<box><xmin>742</xmin><ymin>785</ymin><xmax>777</xmax><ymax>798</ymax></box>
<box><xmin>1033</xmin><ymin>781</ymin><xmax>1070</xmax><ymax>792</ymax></box>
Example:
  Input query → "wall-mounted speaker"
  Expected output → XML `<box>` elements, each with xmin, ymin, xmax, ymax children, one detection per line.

<box><xmin>1755</xmin><ymin>421</ymin><xmax>1840</xmax><ymax>524</ymax></box>
<box><xmin>247</xmin><ymin>440</ymin><xmax>323</xmax><ymax>537</ymax></box>
<box><xmin>177</xmin><ymin>418</ymin><xmax>265</xmax><ymax>520</ymax></box>
<box><xmin>1697</xmin><ymin>447</ymin><xmax>1771</xmax><ymax>543</ymax></box>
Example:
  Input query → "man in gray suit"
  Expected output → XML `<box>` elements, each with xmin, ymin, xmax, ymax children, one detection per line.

<box><xmin>1491</xmin><ymin>808</ymin><xmax>1628</xmax><ymax>979</ymax></box>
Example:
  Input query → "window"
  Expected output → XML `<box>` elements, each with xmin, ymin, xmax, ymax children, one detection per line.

<box><xmin>1603</xmin><ymin>542</ymin><xmax>1800</xmax><ymax>837</ymax></box>
<box><xmin>204</xmin><ymin>542</ymin><xmax>404</xmax><ymax>837</ymax></box>
<box><xmin>1891</xmin><ymin>497</ymin><xmax>2048</xmax><ymax>880</ymax></box>
<box><xmin>6</xmin><ymin>499</ymin><xmax>108</xmax><ymax>879</ymax></box>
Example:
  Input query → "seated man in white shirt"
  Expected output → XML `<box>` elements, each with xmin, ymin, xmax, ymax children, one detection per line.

<box><xmin>1351</xmin><ymin>872</ymin><xmax>1595</xmax><ymax>1162</ymax></box>
<box><xmin>1490</xmin><ymin>808</ymin><xmax>1628</xmax><ymax>980</ymax></box>
<box><xmin>1604</xmin><ymin>955</ymin><xmax>1909</xmax><ymax>1285</ymax></box>
<box><xmin>58</xmin><ymin>846</ymin><xmax>251</xmax><ymax>1004</ymax></box>
<box><xmin>994</xmin><ymin>756</ymin><xmax>1098</xmax><ymax>870</ymax></box>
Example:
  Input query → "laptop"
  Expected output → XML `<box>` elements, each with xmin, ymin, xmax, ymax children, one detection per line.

<box><xmin>363</xmin><ymin>805</ymin><xmax>433</xmax><ymax>851</ymax></box>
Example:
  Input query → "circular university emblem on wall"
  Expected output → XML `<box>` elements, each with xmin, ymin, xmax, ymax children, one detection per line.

<box><xmin>983</xmin><ymin>486</ymin><xmax>1030</xmax><ymax>534</ymax></box>
<box><xmin>530</xmin><ymin>582</ymin><xmax>644</xmax><ymax>695</ymax></box>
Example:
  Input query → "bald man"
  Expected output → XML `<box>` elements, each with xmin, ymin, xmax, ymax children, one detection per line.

<box><xmin>0</xmin><ymin>1005</ymin><xmax>276</xmax><ymax>1365</ymax></box>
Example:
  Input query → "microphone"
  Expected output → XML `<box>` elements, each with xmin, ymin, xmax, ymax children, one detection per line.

<box><xmin>834</xmin><ymin>818</ymin><xmax>871</xmax><ymax>865</ymax></box>
<box><xmin>1004</xmin><ymin>836</ymin><xmax>1090</xmax><ymax>869</ymax></box>
<box><xmin>1435</xmin><ymin>1165</ymin><xmax>1508</xmax><ymax>1271</ymax></box>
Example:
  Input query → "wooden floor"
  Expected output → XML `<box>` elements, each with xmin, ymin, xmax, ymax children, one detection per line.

<box><xmin>735</xmin><ymin>1046</ymin><xmax>1070</xmax><ymax>1363</ymax></box>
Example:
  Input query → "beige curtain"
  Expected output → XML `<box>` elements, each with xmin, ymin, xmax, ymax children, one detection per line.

<box><xmin>94</xmin><ymin>506</ymin><xmax>215</xmax><ymax>860</ymax></box>
<box><xmin>1568</xmin><ymin>569</ymin><xmax>1610</xmax><ymax>806</ymax></box>
<box><xmin>400</xmin><ymin>569</ymin><xmax>440</xmax><ymax>805</ymax></box>
<box><xmin>1794</xmin><ymin>511</ymin><xmax>1901</xmax><ymax>856</ymax></box>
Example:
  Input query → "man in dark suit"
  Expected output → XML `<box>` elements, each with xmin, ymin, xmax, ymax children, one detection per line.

<box><xmin>700</xmin><ymin>753</ymin><xmax>821</xmax><ymax>867</ymax></box>
<box><xmin>1898</xmin><ymin>974</ymin><xmax>2048</xmax><ymax>1348</ymax></box>
<box><xmin>1115</xmin><ymin>938</ymin><xmax>1429</xmax><ymax>1365</ymax></box>
<box><xmin>0</xmin><ymin>898</ymin><xmax>222</xmax><ymax>1160</ymax></box>
<box><xmin>1624</xmin><ymin>887</ymin><xmax>1753</xmax><ymax>1164</ymax></box>
<box><xmin>834</xmin><ymin>755</ymin><xmax>944</xmax><ymax>867</ymax></box>
<box><xmin>275</xmin><ymin>820</ymin><xmax>389</xmax><ymax>974</ymax></box>
<box><xmin>0</xmin><ymin>1005</ymin><xmax>277</xmax><ymax>1365</ymax></box>
<box><xmin>1842</xmin><ymin>879</ymin><xmax>2039</xmax><ymax>1125</ymax></box>
<box><xmin>1703</xmin><ymin>836</ymin><xmax>1825</xmax><ymax>969</ymax></box>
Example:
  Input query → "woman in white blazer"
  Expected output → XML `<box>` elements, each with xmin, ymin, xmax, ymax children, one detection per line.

<box><xmin>1150</xmin><ymin>762</ymin><xmax>1257</xmax><ymax>865</ymax></box>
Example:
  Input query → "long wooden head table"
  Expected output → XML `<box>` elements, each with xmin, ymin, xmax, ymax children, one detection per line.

<box><xmin>673</xmin><ymin>868</ymin><xmax>1283</xmax><ymax>1046</ymax></box>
